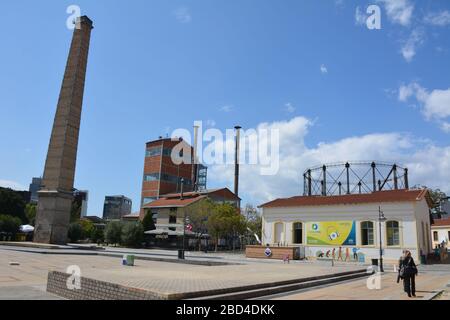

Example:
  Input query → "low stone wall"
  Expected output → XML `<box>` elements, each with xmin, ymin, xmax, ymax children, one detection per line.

<box><xmin>246</xmin><ymin>245</ymin><xmax>298</xmax><ymax>260</ymax></box>
<box><xmin>47</xmin><ymin>271</ymin><xmax>165</xmax><ymax>300</ymax></box>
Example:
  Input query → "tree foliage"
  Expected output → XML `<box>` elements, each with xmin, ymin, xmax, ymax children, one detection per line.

<box><xmin>25</xmin><ymin>204</ymin><xmax>37</xmax><ymax>226</ymax></box>
<box><xmin>0</xmin><ymin>188</ymin><xmax>26</xmax><ymax>223</ymax></box>
<box><xmin>0</xmin><ymin>215</ymin><xmax>22</xmax><ymax>234</ymax></box>
<box><xmin>142</xmin><ymin>212</ymin><xmax>156</xmax><ymax>232</ymax></box>
<box><xmin>121</xmin><ymin>222</ymin><xmax>144</xmax><ymax>248</ymax></box>
<box><xmin>105</xmin><ymin>221</ymin><xmax>123</xmax><ymax>245</ymax></box>
<box><xmin>67</xmin><ymin>222</ymin><xmax>83</xmax><ymax>243</ymax></box>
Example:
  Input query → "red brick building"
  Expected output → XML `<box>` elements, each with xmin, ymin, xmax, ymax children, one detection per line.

<box><xmin>140</xmin><ymin>137</ymin><xmax>206</xmax><ymax>219</ymax></box>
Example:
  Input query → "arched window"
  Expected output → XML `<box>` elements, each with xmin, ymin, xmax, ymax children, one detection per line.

<box><xmin>361</xmin><ymin>221</ymin><xmax>374</xmax><ymax>246</ymax></box>
<box><xmin>293</xmin><ymin>222</ymin><xmax>303</xmax><ymax>244</ymax></box>
<box><xmin>386</xmin><ymin>221</ymin><xmax>400</xmax><ymax>246</ymax></box>
<box><xmin>274</xmin><ymin>222</ymin><xmax>284</xmax><ymax>244</ymax></box>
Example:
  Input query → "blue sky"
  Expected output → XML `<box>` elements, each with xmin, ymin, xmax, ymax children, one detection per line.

<box><xmin>1</xmin><ymin>0</ymin><xmax>449</xmax><ymax>216</ymax></box>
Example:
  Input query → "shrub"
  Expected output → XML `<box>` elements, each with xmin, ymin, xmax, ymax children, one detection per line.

<box><xmin>79</xmin><ymin>219</ymin><xmax>95</xmax><ymax>240</ymax></box>
<box><xmin>121</xmin><ymin>222</ymin><xmax>144</xmax><ymax>248</ymax></box>
<box><xmin>0</xmin><ymin>215</ymin><xmax>21</xmax><ymax>234</ymax></box>
<box><xmin>105</xmin><ymin>221</ymin><xmax>123</xmax><ymax>246</ymax></box>
<box><xmin>90</xmin><ymin>227</ymin><xmax>104</xmax><ymax>244</ymax></box>
<box><xmin>68</xmin><ymin>222</ymin><xmax>83</xmax><ymax>243</ymax></box>
<box><xmin>142</xmin><ymin>212</ymin><xmax>156</xmax><ymax>232</ymax></box>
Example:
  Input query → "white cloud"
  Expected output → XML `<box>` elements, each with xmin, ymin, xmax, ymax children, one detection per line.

<box><xmin>285</xmin><ymin>103</ymin><xmax>296</xmax><ymax>113</ymax></box>
<box><xmin>207</xmin><ymin>117</ymin><xmax>450</xmax><ymax>205</ymax></box>
<box><xmin>441</xmin><ymin>122</ymin><xmax>450</xmax><ymax>133</ymax></box>
<box><xmin>320</xmin><ymin>64</ymin><xmax>328</xmax><ymax>74</ymax></box>
<box><xmin>355</xmin><ymin>6</ymin><xmax>368</xmax><ymax>26</ymax></box>
<box><xmin>400</xmin><ymin>28</ymin><xmax>425</xmax><ymax>62</ymax></box>
<box><xmin>424</xmin><ymin>11</ymin><xmax>450</xmax><ymax>27</ymax></box>
<box><xmin>0</xmin><ymin>180</ymin><xmax>27</xmax><ymax>191</ymax></box>
<box><xmin>219</xmin><ymin>105</ymin><xmax>233</xmax><ymax>113</ymax></box>
<box><xmin>174</xmin><ymin>7</ymin><xmax>192</xmax><ymax>24</ymax></box>
<box><xmin>205</xmin><ymin>119</ymin><xmax>216</xmax><ymax>127</ymax></box>
<box><xmin>377</xmin><ymin>0</ymin><xmax>414</xmax><ymax>26</ymax></box>
<box><xmin>398</xmin><ymin>82</ymin><xmax>450</xmax><ymax>131</ymax></box>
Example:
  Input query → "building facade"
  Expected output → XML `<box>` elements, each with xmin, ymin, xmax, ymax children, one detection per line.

<box><xmin>139</xmin><ymin>137</ymin><xmax>207</xmax><ymax>219</ymax></box>
<box><xmin>142</xmin><ymin>188</ymin><xmax>241</xmax><ymax>228</ymax></box>
<box><xmin>73</xmin><ymin>190</ymin><xmax>89</xmax><ymax>218</ymax></box>
<box><xmin>102</xmin><ymin>195</ymin><xmax>132</xmax><ymax>221</ymax></box>
<box><xmin>259</xmin><ymin>189</ymin><xmax>433</xmax><ymax>263</ymax></box>
<box><xmin>431</xmin><ymin>218</ymin><xmax>450</xmax><ymax>248</ymax></box>
<box><xmin>29</xmin><ymin>177</ymin><xmax>42</xmax><ymax>204</ymax></box>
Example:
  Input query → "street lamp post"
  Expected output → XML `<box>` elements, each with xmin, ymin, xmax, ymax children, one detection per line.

<box><xmin>378</xmin><ymin>206</ymin><xmax>387</xmax><ymax>272</ymax></box>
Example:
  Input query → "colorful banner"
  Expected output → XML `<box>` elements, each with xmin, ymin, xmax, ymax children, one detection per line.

<box><xmin>306</xmin><ymin>221</ymin><xmax>356</xmax><ymax>246</ymax></box>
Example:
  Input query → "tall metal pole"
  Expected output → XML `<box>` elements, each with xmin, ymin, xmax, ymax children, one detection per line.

<box><xmin>181</xmin><ymin>178</ymin><xmax>185</xmax><ymax>259</ymax></box>
<box><xmin>404</xmin><ymin>168</ymin><xmax>409</xmax><ymax>189</ymax></box>
<box><xmin>234</xmin><ymin>126</ymin><xmax>242</xmax><ymax>197</ymax></box>
<box><xmin>322</xmin><ymin>165</ymin><xmax>327</xmax><ymax>196</ymax></box>
<box><xmin>307</xmin><ymin>169</ymin><xmax>312</xmax><ymax>196</ymax></box>
<box><xmin>393</xmin><ymin>164</ymin><xmax>398</xmax><ymax>190</ymax></box>
<box><xmin>371</xmin><ymin>162</ymin><xmax>377</xmax><ymax>192</ymax></box>
<box><xmin>379</xmin><ymin>206</ymin><xmax>386</xmax><ymax>273</ymax></box>
<box><xmin>346</xmin><ymin>162</ymin><xmax>350</xmax><ymax>194</ymax></box>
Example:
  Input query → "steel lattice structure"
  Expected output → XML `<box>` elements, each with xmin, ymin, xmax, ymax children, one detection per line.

<box><xmin>303</xmin><ymin>161</ymin><xmax>409</xmax><ymax>196</ymax></box>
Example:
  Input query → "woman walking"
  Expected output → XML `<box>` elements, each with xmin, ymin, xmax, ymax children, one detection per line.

<box><xmin>399</xmin><ymin>250</ymin><xmax>418</xmax><ymax>298</ymax></box>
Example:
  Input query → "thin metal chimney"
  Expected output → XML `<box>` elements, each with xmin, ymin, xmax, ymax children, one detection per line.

<box><xmin>192</xmin><ymin>125</ymin><xmax>200</xmax><ymax>191</ymax></box>
<box><xmin>234</xmin><ymin>126</ymin><xmax>242</xmax><ymax>197</ymax></box>
<box><xmin>180</xmin><ymin>178</ymin><xmax>185</xmax><ymax>200</ymax></box>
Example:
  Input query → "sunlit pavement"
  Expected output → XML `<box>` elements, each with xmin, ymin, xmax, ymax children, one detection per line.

<box><xmin>270</xmin><ymin>270</ymin><xmax>450</xmax><ymax>300</ymax></box>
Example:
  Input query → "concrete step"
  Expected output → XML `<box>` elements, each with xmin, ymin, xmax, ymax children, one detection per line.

<box><xmin>188</xmin><ymin>269</ymin><xmax>370</xmax><ymax>300</ymax></box>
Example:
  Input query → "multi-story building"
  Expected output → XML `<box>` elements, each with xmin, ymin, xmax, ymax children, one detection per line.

<box><xmin>73</xmin><ymin>190</ymin><xmax>89</xmax><ymax>218</ymax></box>
<box><xmin>29</xmin><ymin>177</ymin><xmax>42</xmax><ymax>204</ymax></box>
<box><xmin>140</xmin><ymin>137</ymin><xmax>207</xmax><ymax>218</ymax></box>
<box><xmin>102</xmin><ymin>195</ymin><xmax>132</xmax><ymax>221</ymax></box>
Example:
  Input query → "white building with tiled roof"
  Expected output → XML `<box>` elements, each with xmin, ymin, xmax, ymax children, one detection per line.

<box><xmin>259</xmin><ymin>189</ymin><xmax>433</xmax><ymax>263</ymax></box>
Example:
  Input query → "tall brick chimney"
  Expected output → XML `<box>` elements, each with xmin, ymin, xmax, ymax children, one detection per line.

<box><xmin>34</xmin><ymin>16</ymin><xmax>94</xmax><ymax>244</ymax></box>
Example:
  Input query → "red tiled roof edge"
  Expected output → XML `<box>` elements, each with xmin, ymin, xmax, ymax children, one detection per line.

<box><xmin>259</xmin><ymin>189</ymin><xmax>432</xmax><ymax>209</ymax></box>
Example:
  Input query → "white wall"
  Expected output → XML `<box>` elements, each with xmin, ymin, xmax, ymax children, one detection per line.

<box><xmin>261</xmin><ymin>200</ymin><xmax>430</xmax><ymax>263</ymax></box>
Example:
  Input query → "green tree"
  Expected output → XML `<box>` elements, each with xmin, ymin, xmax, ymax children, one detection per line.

<box><xmin>121</xmin><ymin>222</ymin><xmax>144</xmax><ymax>248</ymax></box>
<box><xmin>79</xmin><ymin>219</ymin><xmax>95</xmax><ymax>240</ymax></box>
<box><xmin>70</xmin><ymin>199</ymin><xmax>82</xmax><ymax>223</ymax></box>
<box><xmin>207</xmin><ymin>203</ymin><xmax>243</xmax><ymax>251</ymax></box>
<box><xmin>0</xmin><ymin>188</ymin><xmax>26</xmax><ymax>223</ymax></box>
<box><xmin>25</xmin><ymin>204</ymin><xmax>37</xmax><ymax>226</ymax></box>
<box><xmin>0</xmin><ymin>215</ymin><xmax>22</xmax><ymax>235</ymax></box>
<box><xmin>243</xmin><ymin>204</ymin><xmax>262</xmax><ymax>243</ymax></box>
<box><xmin>105</xmin><ymin>221</ymin><xmax>123</xmax><ymax>246</ymax></box>
<box><xmin>429</xmin><ymin>189</ymin><xmax>448</xmax><ymax>215</ymax></box>
<box><xmin>67</xmin><ymin>222</ymin><xmax>83</xmax><ymax>243</ymax></box>
<box><xmin>90</xmin><ymin>227</ymin><xmax>104</xmax><ymax>244</ymax></box>
<box><xmin>142</xmin><ymin>212</ymin><xmax>156</xmax><ymax>232</ymax></box>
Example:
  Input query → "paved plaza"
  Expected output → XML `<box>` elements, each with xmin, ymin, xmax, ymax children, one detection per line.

<box><xmin>0</xmin><ymin>247</ymin><xmax>449</xmax><ymax>300</ymax></box>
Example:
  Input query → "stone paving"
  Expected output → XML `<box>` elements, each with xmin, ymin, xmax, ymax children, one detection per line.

<box><xmin>1</xmin><ymin>247</ymin><xmax>449</xmax><ymax>300</ymax></box>
<box><xmin>0</xmin><ymin>248</ymin><xmax>362</xmax><ymax>298</ymax></box>
<box><xmin>271</xmin><ymin>270</ymin><xmax>450</xmax><ymax>300</ymax></box>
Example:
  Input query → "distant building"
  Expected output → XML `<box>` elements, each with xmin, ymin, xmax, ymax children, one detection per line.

<box><xmin>29</xmin><ymin>177</ymin><xmax>42</xmax><ymax>204</ymax></box>
<box><xmin>73</xmin><ymin>190</ymin><xmax>89</xmax><ymax>218</ymax></box>
<box><xmin>431</xmin><ymin>218</ymin><xmax>450</xmax><ymax>248</ymax></box>
<box><xmin>441</xmin><ymin>199</ymin><xmax>450</xmax><ymax>217</ymax></box>
<box><xmin>140</xmin><ymin>137</ymin><xmax>207</xmax><ymax>219</ymax></box>
<box><xmin>103</xmin><ymin>195</ymin><xmax>132</xmax><ymax>221</ymax></box>
<box><xmin>143</xmin><ymin>188</ymin><xmax>240</xmax><ymax>230</ymax></box>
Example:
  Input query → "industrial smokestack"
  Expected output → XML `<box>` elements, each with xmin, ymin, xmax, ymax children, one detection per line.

<box><xmin>180</xmin><ymin>178</ymin><xmax>185</xmax><ymax>200</ymax></box>
<box><xmin>234</xmin><ymin>126</ymin><xmax>242</xmax><ymax>197</ymax></box>
<box><xmin>192</xmin><ymin>125</ymin><xmax>200</xmax><ymax>191</ymax></box>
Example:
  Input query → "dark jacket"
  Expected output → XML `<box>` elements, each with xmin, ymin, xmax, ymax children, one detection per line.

<box><xmin>400</xmin><ymin>256</ymin><xmax>418</xmax><ymax>277</ymax></box>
